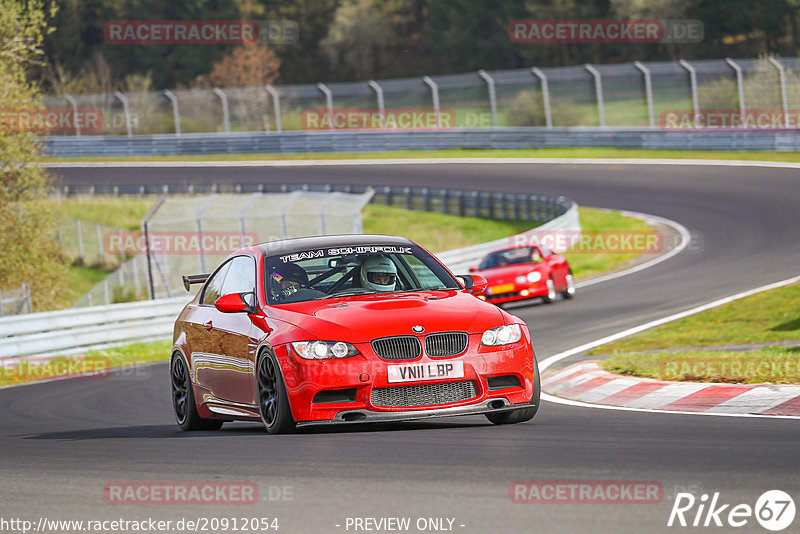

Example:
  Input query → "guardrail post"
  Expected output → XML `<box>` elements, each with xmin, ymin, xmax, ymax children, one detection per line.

<box><xmin>64</xmin><ymin>94</ymin><xmax>80</xmax><ymax>137</ymax></box>
<box><xmin>368</xmin><ymin>80</ymin><xmax>386</xmax><ymax>129</ymax></box>
<box><xmin>679</xmin><ymin>59</ymin><xmax>700</xmax><ymax>128</ymax></box>
<box><xmin>384</xmin><ymin>186</ymin><xmax>392</xmax><ymax>206</ymax></box>
<box><xmin>584</xmin><ymin>64</ymin><xmax>606</xmax><ymax>127</ymax></box>
<box><xmin>404</xmin><ymin>187</ymin><xmax>411</xmax><ymax>209</ymax></box>
<box><xmin>422</xmin><ymin>188</ymin><xmax>430</xmax><ymax>211</ymax></box>
<box><xmin>422</xmin><ymin>76</ymin><xmax>442</xmax><ymax>129</ymax></box>
<box><xmin>317</xmin><ymin>82</ymin><xmax>334</xmax><ymax>130</ymax></box>
<box><xmin>471</xmin><ymin>191</ymin><xmax>479</xmax><ymax>217</ymax></box>
<box><xmin>265</xmin><ymin>85</ymin><xmax>283</xmax><ymax>132</ymax></box>
<box><xmin>163</xmin><ymin>89</ymin><xmax>181</xmax><ymax>135</ymax></box>
<box><xmin>768</xmin><ymin>57</ymin><xmax>790</xmax><ymax>128</ymax></box>
<box><xmin>114</xmin><ymin>91</ymin><xmax>133</xmax><ymax>137</ymax></box>
<box><xmin>725</xmin><ymin>58</ymin><xmax>746</xmax><ymax>128</ymax></box>
<box><xmin>634</xmin><ymin>61</ymin><xmax>656</xmax><ymax>127</ymax></box>
<box><xmin>212</xmin><ymin>88</ymin><xmax>231</xmax><ymax>133</ymax></box>
<box><xmin>441</xmin><ymin>189</ymin><xmax>448</xmax><ymax>214</ymax></box>
<box><xmin>531</xmin><ymin>68</ymin><xmax>553</xmax><ymax>128</ymax></box>
<box><xmin>478</xmin><ymin>70</ymin><xmax>498</xmax><ymax>128</ymax></box>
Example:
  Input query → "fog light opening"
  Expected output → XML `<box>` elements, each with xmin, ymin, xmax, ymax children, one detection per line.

<box><xmin>488</xmin><ymin>400</ymin><xmax>505</xmax><ymax>410</ymax></box>
<box><xmin>341</xmin><ymin>412</ymin><xmax>366</xmax><ymax>422</ymax></box>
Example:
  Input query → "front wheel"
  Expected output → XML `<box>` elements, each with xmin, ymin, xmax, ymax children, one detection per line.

<box><xmin>562</xmin><ymin>272</ymin><xmax>576</xmax><ymax>299</ymax></box>
<box><xmin>257</xmin><ymin>350</ymin><xmax>296</xmax><ymax>434</ymax></box>
<box><xmin>541</xmin><ymin>277</ymin><xmax>556</xmax><ymax>304</ymax></box>
<box><xmin>171</xmin><ymin>354</ymin><xmax>223</xmax><ymax>431</ymax></box>
<box><xmin>486</xmin><ymin>356</ymin><xmax>540</xmax><ymax>425</ymax></box>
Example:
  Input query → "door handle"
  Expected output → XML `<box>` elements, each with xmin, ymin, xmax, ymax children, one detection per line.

<box><xmin>203</xmin><ymin>320</ymin><xmax>213</xmax><ymax>331</ymax></box>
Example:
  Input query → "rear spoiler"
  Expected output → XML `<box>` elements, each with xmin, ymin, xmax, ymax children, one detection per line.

<box><xmin>182</xmin><ymin>274</ymin><xmax>209</xmax><ymax>292</ymax></box>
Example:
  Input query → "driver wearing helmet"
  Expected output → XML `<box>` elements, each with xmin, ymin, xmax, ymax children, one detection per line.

<box><xmin>270</xmin><ymin>262</ymin><xmax>309</xmax><ymax>301</ymax></box>
<box><xmin>360</xmin><ymin>256</ymin><xmax>398</xmax><ymax>292</ymax></box>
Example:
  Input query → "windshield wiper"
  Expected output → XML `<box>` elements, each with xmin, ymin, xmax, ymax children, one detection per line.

<box><xmin>317</xmin><ymin>288</ymin><xmax>376</xmax><ymax>299</ymax></box>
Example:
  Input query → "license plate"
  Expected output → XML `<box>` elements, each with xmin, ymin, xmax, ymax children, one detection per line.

<box><xmin>489</xmin><ymin>283</ymin><xmax>515</xmax><ymax>294</ymax></box>
<box><xmin>387</xmin><ymin>361</ymin><xmax>465</xmax><ymax>383</ymax></box>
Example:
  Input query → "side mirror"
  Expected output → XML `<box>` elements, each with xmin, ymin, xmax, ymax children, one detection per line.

<box><xmin>458</xmin><ymin>274</ymin><xmax>488</xmax><ymax>295</ymax></box>
<box><xmin>468</xmin><ymin>266</ymin><xmax>477</xmax><ymax>273</ymax></box>
<box><xmin>215</xmin><ymin>292</ymin><xmax>256</xmax><ymax>314</ymax></box>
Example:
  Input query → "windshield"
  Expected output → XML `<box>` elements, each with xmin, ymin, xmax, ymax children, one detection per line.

<box><xmin>479</xmin><ymin>247</ymin><xmax>540</xmax><ymax>269</ymax></box>
<box><xmin>264</xmin><ymin>244</ymin><xmax>460</xmax><ymax>304</ymax></box>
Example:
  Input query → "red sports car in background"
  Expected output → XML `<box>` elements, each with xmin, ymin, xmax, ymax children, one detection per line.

<box><xmin>171</xmin><ymin>234</ymin><xmax>540</xmax><ymax>434</ymax></box>
<box><xmin>471</xmin><ymin>245</ymin><xmax>575</xmax><ymax>306</ymax></box>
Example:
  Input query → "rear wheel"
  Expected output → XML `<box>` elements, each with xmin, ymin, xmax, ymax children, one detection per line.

<box><xmin>486</xmin><ymin>355</ymin><xmax>541</xmax><ymax>425</ymax></box>
<box><xmin>562</xmin><ymin>272</ymin><xmax>576</xmax><ymax>299</ymax></box>
<box><xmin>257</xmin><ymin>350</ymin><xmax>296</xmax><ymax>434</ymax></box>
<box><xmin>171</xmin><ymin>354</ymin><xmax>223</xmax><ymax>431</ymax></box>
<box><xmin>541</xmin><ymin>277</ymin><xmax>556</xmax><ymax>304</ymax></box>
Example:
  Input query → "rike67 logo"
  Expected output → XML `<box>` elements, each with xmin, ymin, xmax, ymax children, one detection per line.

<box><xmin>668</xmin><ymin>490</ymin><xmax>796</xmax><ymax>531</ymax></box>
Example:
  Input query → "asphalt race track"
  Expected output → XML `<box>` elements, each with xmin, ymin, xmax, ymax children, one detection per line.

<box><xmin>3</xmin><ymin>162</ymin><xmax>800</xmax><ymax>533</ymax></box>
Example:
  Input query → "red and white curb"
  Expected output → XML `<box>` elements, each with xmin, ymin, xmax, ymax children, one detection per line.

<box><xmin>543</xmin><ymin>361</ymin><xmax>800</xmax><ymax>416</ymax></box>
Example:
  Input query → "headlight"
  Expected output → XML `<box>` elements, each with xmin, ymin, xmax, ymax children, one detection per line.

<box><xmin>292</xmin><ymin>341</ymin><xmax>358</xmax><ymax>359</ymax></box>
<box><xmin>481</xmin><ymin>324</ymin><xmax>522</xmax><ymax>346</ymax></box>
<box><xmin>527</xmin><ymin>271</ymin><xmax>542</xmax><ymax>283</ymax></box>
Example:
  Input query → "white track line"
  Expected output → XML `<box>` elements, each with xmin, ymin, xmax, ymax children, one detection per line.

<box><xmin>42</xmin><ymin>157</ymin><xmax>800</xmax><ymax>169</ymax></box>
<box><xmin>540</xmin><ymin>273</ymin><xmax>800</xmax><ymax>419</ymax></box>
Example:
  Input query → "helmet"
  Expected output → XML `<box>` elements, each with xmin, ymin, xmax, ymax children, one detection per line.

<box><xmin>270</xmin><ymin>262</ymin><xmax>309</xmax><ymax>300</ymax></box>
<box><xmin>360</xmin><ymin>256</ymin><xmax>397</xmax><ymax>292</ymax></box>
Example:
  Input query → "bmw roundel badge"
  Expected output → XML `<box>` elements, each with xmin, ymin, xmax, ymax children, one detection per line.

<box><xmin>412</xmin><ymin>325</ymin><xmax>425</xmax><ymax>333</ymax></box>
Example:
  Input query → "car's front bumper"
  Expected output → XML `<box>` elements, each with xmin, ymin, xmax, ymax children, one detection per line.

<box><xmin>295</xmin><ymin>396</ymin><xmax>534</xmax><ymax>427</ymax></box>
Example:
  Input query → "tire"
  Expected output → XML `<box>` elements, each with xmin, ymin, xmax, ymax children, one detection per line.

<box><xmin>486</xmin><ymin>355</ymin><xmax>541</xmax><ymax>425</ymax></box>
<box><xmin>171</xmin><ymin>353</ymin><xmax>223</xmax><ymax>431</ymax></box>
<box><xmin>541</xmin><ymin>277</ymin><xmax>556</xmax><ymax>304</ymax></box>
<box><xmin>256</xmin><ymin>350</ymin><xmax>296</xmax><ymax>434</ymax></box>
<box><xmin>562</xmin><ymin>272</ymin><xmax>576</xmax><ymax>299</ymax></box>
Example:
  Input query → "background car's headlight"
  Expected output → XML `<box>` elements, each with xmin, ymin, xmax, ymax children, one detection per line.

<box><xmin>292</xmin><ymin>341</ymin><xmax>358</xmax><ymax>359</ymax></box>
<box><xmin>527</xmin><ymin>271</ymin><xmax>542</xmax><ymax>283</ymax></box>
<box><xmin>481</xmin><ymin>324</ymin><xmax>522</xmax><ymax>346</ymax></box>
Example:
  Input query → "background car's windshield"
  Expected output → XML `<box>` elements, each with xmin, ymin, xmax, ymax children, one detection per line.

<box><xmin>479</xmin><ymin>248</ymin><xmax>536</xmax><ymax>269</ymax></box>
<box><xmin>265</xmin><ymin>245</ymin><xmax>460</xmax><ymax>304</ymax></box>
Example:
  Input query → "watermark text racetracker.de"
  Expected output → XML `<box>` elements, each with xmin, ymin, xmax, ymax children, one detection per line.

<box><xmin>104</xmin><ymin>20</ymin><xmax>298</xmax><ymax>44</ymax></box>
<box><xmin>105</xmin><ymin>231</ymin><xmax>258</xmax><ymax>256</ymax></box>
<box><xmin>661</xmin><ymin>109</ymin><xmax>800</xmax><ymax>130</ymax></box>
<box><xmin>509</xmin><ymin>19</ymin><xmax>703</xmax><ymax>43</ymax></box>
<box><xmin>0</xmin><ymin>108</ymin><xmax>102</xmax><ymax>133</ymax></box>
<box><xmin>0</xmin><ymin>517</ymin><xmax>279</xmax><ymax>533</ymax></box>
<box><xmin>508</xmin><ymin>230</ymin><xmax>664</xmax><ymax>254</ymax></box>
<box><xmin>510</xmin><ymin>480</ymin><xmax>663</xmax><ymax>504</ymax></box>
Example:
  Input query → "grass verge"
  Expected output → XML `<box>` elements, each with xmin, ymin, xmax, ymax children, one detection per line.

<box><xmin>0</xmin><ymin>339</ymin><xmax>171</xmax><ymax>388</ymax></box>
<box><xmin>46</xmin><ymin>147</ymin><xmax>800</xmax><ymax>163</ymax></box>
<box><xmin>596</xmin><ymin>282</ymin><xmax>800</xmax><ymax>384</ymax></box>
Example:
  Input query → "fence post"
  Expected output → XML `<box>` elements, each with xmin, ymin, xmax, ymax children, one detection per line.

<box><xmin>76</xmin><ymin>219</ymin><xmax>84</xmax><ymax>258</ymax></box>
<box><xmin>0</xmin><ymin>288</ymin><xmax>3</xmax><ymax>317</ymax></box>
<box><xmin>317</xmin><ymin>83</ymin><xmax>334</xmax><ymax>131</ymax></box>
<box><xmin>422</xmin><ymin>76</ymin><xmax>442</xmax><ymax>129</ymax></box>
<box><xmin>768</xmin><ymin>57</ymin><xmax>789</xmax><ymax>128</ymax></box>
<box><xmin>265</xmin><ymin>85</ymin><xmax>283</xmax><ymax>132</ymax></box>
<box><xmin>584</xmin><ymin>64</ymin><xmax>606</xmax><ymax>127</ymax></box>
<box><xmin>531</xmin><ymin>68</ymin><xmax>553</xmax><ymax>128</ymax></box>
<box><xmin>95</xmin><ymin>223</ymin><xmax>103</xmax><ymax>264</ymax></box>
<box><xmin>478</xmin><ymin>70</ymin><xmax>498</xmax><ymax>128</ymax></box>
<box><xmin>368</xmin><ymin>80</ymin><xmax>386</xmax><ymax>129</ymax></box>
<box><xmin>163</xmin><ymin>89</ymin><xmax>181</xmax><ymax>135</ymax></box>
<box><xmin>422</xmin><ymin>188</ymin><xmax>430</xmax><ymax>211</ymax></box>
<box><xmin>64</xmin><ymin>94</ymin><xmax>80</xmax><ymax>137</ymax></box>
<box><xmin>679</xmin><ymin>59</ymin><xmax>700</xmax><ymax>128</ymax></box>
<box><xmin>141</xmin><ymin>197</ymin><xmax>165</xmax><ymax>300</ymax></box>
<box><xmin>441</xmin><ymin>189</ymin><xmax>448</xmax><ymax>214</ymax></box>
<box><xmin>634</xmin><ymin>61</ymin><xmax>656</xmax><ymax>127</ymax></box>
<box><xmin>404</xmin><ymin>187</ymin><xmax>411</xmax><ymax>209</ymax></box>
<box><xmin>212</xmin><ymin>88</ymin><xmax>231</xmax><ymax>133</ymax></box>
<box><xmin>725</xmin><ymin>58</ymin><xmax>746</xmax><ymax>128</ymax></box>
<box><xmin>114</xmin><ymin>91</ymin><xmax>133</xmax><ymax>137</ymax></box>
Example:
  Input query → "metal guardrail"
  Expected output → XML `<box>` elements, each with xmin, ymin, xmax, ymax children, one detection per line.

<box><xmin>0</xmin><ymin>297</ymin><xmax>188</xmax><ymax>359</ymax></box>
<box><xmin>44</xmin><ymin>128</ymin><xmax>800</xmax><ymax>157</ymax></box>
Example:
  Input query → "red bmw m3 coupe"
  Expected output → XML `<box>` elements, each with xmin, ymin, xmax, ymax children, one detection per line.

<box><xmin>171</xmin><ymin>235</ymin><xmax>540</xmax><ymax>434</ymax></box>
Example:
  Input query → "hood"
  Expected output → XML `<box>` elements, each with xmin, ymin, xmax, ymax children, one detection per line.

<box><xmin>268</xmin><ymin>290</ymin><xmax>505</xmax><ymax>343</ymax></box>
<box><xmin>476</xmin><ymin>264</ymin><xmax>544</xmax><ymax>285</ymax></box>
